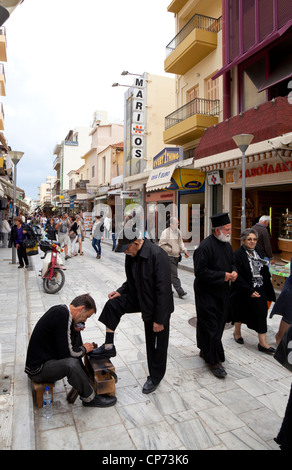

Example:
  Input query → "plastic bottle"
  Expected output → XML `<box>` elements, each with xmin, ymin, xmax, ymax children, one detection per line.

<box><xmin>42</xmin><ymin>387</ymin><xmax>52</xmax><ymax>418</ymax></box>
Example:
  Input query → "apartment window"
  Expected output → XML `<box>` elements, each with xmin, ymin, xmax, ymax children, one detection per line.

<box><xmin>187</xmin><ymin>86</ymin><xmax>199</xmax><ymax>114</ymax></box>
<box><xmin>205</xmin><ymin>76</ymin><xmax>219</xmax><ymax>113</ymax></box>
<box><xmin>92</xmin><ymin>165</ymin><xmax>95</xmax><ymax>178</ymax></box>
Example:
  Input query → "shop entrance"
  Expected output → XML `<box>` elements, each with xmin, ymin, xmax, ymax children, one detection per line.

<box><xmin>231</xmin><ymin>184</ymin><xmax>292</xmax><ymax>252</ymax></box>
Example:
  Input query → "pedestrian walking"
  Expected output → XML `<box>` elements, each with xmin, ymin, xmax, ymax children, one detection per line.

<box><xmin>230</xmin><ymin>228</ymin><xmax>276</xmax><ymax>353</ymax></box>
<box><xmin>91</xmin><ymin>215</ymin><xmax>104</xmax><ymax>259</ymax></box>
<box><xmin>91</xmin><ymin>228</ymin><xmax>174</xmax><ymax>394</ymax></box>
<box><xmin>111</xmin><ymin>217</ymin><xmax>116</xmax><ymax>251</ymax></box>
<box><xmin>68</xmin><ymin>215</ymin><xmax>78</xmax><ymax>256</ymax></box>
<box><xmin>77</xmin><ymin>211</ymin><xmax>86</xmax><ymax>255</ymax></box>
<box><xmin>24</xmin><ymin>293</ymin><xmax>116</xmax><ymax>408</ymax></box>
<box><xmin>251</xmin><ymin>215</ymin><xmax>275</xmax><ymax>264</ymax></box>
<box><xmin>193</xmin><ymin>213</ymin><xmax>238</xmax><ymax>378</ymax></box>
<box><xmin>56</xmin><ymin>213</ymin><xmax>71</xmax><ymax>260</ymax></box>
<box><xmin>158</xmin><ymin>216</ymin><xmax>189</xmax><ymax>298</ymax></box>
<box><xmin>45</xmin><ymin>217</ymin><xmax>57</xmax><ymax>241</ymax></box>
<box><xmin>10</xmin><ymin>215</ymin><xmax>30</xmax><ymax>268</ymax></box>
<box><xmin>0</xmin><ymin>216</ymin><xmax>11</xmax><ymax>248</ymax></box>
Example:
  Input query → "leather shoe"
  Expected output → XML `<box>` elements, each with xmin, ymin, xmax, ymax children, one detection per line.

<box><xmin>178</xmin><ymin>291</ymin><xmax>187</xmax><ymax>298</ymax></box>
<box><xmin>83</xmin><ymin>394</ymin><xmax>117</xmax><ymax>407</ymax></box>
<box><xmin>88</xmin><ymin>343</ymin><xmax>116</xmax><ymax>358</ymax></box>
<box><xmin>233</xmin><ymin>334</ymin><xmax>244</xmax><ymax>344</ymax></box>
<box><xmin>258</xmin><ymin>344</ymin><xmax>275</xmax><ymax>354</ymax></box>
<box><xmin>208</xmin><ymin>364</ymin><xmax>227</xmax><ymax>378</ymax></box>
<box><xmin>142</xmin><ymin>377</ymin><xmax>159</xmax><ymax>394</ymax></box>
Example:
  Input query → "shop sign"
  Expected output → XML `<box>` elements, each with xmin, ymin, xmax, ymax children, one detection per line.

<box><xmin>120</xmin><ymin>190</ymin><xmax>140</xmax><ymax>199</ymax></box>
<box><xmin>163</xmin><ymin>169</ymin><xmax>205</xmax><ymax>191</ymax></box>
<box><xmin>207</xmin><ymin>171</ymin><xmax>221</xmax><ymax>185</ymax></box>
<box><xmin>153</xmin><ymin>147</ymin><xmax>183</xmax><ymax>169</ymax></box>
<box><xmin>131</xmin><ymin>77</ymin><xmax>145</xmax><ymax>160</ymax></box>
<box><xmin>225</xmin><ymin>170</ymin><xmax>238</xmax><ymax>184</ymax></box>
<box><xmin>239</xmin><ymin>161</ymin><xmax>292</xmax><ymax>179</ymax></box>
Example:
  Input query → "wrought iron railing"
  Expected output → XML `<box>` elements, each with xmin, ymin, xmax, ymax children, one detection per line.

<box><xmin>166</xmin><ymin>14</ymin><xmax>222</xmax><ymax>56</ymax></box>
<box><xmin>165</xmin><ymin>98</ymin><xmax>220</xmax><ymax>130</ymax></box>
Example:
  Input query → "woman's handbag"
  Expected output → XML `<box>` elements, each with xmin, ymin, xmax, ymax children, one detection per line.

<box><xmin>26</xmin><ymin>242</ymin><xmax>39</xmax><ymax>256</ymax></box>
<box><xmin>274</xmin><ymin>325</ymin><xmax>292</xmax><ymax>373</ymax></box>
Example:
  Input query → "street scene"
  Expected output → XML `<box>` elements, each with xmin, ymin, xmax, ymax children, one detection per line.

<box><xmin>0</xmin><ymin>236</ymin><xmax>291</xmax><ymax>451</ymax></box>
<box><xmin>0</xmin><ymin>0</ymin><xmax>292</xmax><ymax>455</ymax></box>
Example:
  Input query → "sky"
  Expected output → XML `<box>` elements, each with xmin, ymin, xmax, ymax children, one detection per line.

<box><xmin>3</xmin><ymin>0</ymin><xmax>175</xmax><ymax>200</ymax></box>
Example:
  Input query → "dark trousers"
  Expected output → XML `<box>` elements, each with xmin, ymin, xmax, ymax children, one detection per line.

<box><xmin>17</xmin><ymin>242</ymin><xmax>29</xmax><ymax>267</ymax></box>
<box><xmin>99</xmin><ymin>294</ymin><xmax>170</xmax><ymax>385</ymax></box>
<box><xmin>92</xmin><ymin>237</ymin><xmax>101</xmax><ymax>255</ymax></box>
<box><xmin>29</xmin><ymin>357</ymin><xmax>95</xmax><ymax>402</ymax></box>
<box><xmin>169</xmin><ymin>256</ymin><xmax>184</xmax><ymax>296</ymax></box>
<box><xmin>275</xmin><ymin>383</ymin><xmax>292</xmax><ymax>450</ymax></box>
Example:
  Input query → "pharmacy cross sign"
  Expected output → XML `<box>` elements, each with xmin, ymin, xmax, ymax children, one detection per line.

<box><xmin>211</xmin><ymin>174</ymin><xmax>217</xmax><ymax>184</ymax></box>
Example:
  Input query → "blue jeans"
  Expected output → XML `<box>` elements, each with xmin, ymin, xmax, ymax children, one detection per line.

<box><xmin>92</xmin><ymin>237</ymin><xmax>101</xmax><ymax>255</ymax></box>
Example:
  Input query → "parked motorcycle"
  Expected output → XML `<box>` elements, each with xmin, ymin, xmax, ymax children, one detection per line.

<box><xmin>39</xmin><ymin>240</ymin><xmax>66</xmax><ymax>294</ymax></box>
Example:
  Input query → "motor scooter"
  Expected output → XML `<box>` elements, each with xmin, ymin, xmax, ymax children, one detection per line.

<box><xmin>39</xmin><ymin>240</ymin><xmax>66</xmax><ymax>294</ymax></box>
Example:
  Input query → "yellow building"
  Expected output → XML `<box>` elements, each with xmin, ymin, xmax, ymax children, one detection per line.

<box><xmin>161</xmin><ymin>0</ymin><xmax>223</xmax><ymax>242</ymax></box>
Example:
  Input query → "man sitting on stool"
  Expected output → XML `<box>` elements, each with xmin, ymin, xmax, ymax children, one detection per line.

<box><xmin>91</xmin><ymin>227</ymin><xmax>174</xmax><ymax>394</ymax></box>
<box><xmin>25</xmin><ymin>293</ymin><xmax>116</xmax><ymax>408</ymax></box>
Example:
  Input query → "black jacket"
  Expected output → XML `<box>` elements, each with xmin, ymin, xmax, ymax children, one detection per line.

<box><xmin>231</xmin><ymin>245</ymin><xmax>275</xmax><ymax>301</ymax></box>
<box><xmin>11</xmin><ymin>223</ymin><xmax>36</xmax><ymax>247</ymax></box>
<box><xmin>117</xmin><ymin>239</ymin><xmax>174</xmax><ymax>325</ymax></box>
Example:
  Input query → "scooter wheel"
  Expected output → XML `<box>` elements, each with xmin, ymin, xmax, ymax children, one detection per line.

<box><xmin>43</xmin><ymin>269</ymin><xmax>65</xmax><ymax>294</ymax></box>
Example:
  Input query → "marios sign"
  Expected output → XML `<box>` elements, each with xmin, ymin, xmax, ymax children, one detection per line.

<box><xmin>132</xmin><ymin>77</ymin><xmax>145</xmax><ymax>160</ymax></box>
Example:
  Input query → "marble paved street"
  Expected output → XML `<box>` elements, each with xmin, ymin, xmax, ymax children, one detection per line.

<box><xmin>0</xmin><ymin>237</ymin><xmax>291</xmax><ymax>450</ymax></box>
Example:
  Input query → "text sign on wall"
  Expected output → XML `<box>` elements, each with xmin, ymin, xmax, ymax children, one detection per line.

<box><xmin>132</xmin><ymin>77</ymin><xmax>145</xmax><ymax>159</ymax></box>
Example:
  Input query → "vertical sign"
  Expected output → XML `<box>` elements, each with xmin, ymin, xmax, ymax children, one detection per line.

<box><xmin>131</xmin><ymin>77</ymin><xmax>145</xmax><ymax>159</ymax></box>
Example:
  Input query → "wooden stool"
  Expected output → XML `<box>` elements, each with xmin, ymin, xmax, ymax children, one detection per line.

<box><xmin>32</xmin><ymin>381</ymin><xmax>55</xmax><ymax>408</ymax></box>
<box><xmin>84</xmin><ymin>355</ymin><xmax>117</xmax><ymax>396</ymax></box>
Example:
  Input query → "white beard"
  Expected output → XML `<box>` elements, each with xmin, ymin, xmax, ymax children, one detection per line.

<box><xmin>217</xmin><ymin>231</ymin><xmax>231</xmax><ymax>243</ymax></box>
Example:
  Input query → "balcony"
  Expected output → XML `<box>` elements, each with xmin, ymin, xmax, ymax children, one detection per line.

<box><xmin>167</xmin><ymin>0</ymin><xmax>188</xmax><ymax>14</ymax></box>
<box><xmin>164</xmin><ymin>14</ymin><xmax>222</xmax><ymax>75</ymax></box>
<box><xmin>53</xmin><ymin>156</ymin><xmax>60</xmax><ymax>169</ymax></box>
<box><xmin>0</xmin><ymin>64</ymin><xmax>6</xmax><ymax>96</ymax></box>
<box><xmin>0</xmin><ymin>27</ymin><xmax>7</xmax><ymax>62</ymax></box>
<box><xmin>163</xmin><ymin>97</ymin><xmax>220</xmax><ymax>146</ymax></box>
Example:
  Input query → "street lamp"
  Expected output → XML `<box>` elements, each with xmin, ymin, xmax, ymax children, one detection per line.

<box><xmin>8</xmin><ymin>149</ymin><xmax>24</xmax><ymax>264</ymax></box>
<box><xmin>232</xmin><ymin>134</ymin><xmax>254</xmax><ymax>232</ymax></box>
<box><xmin>121</xmin><ymin>71</ymin><xmax>141</xmax><ymax>77</ymax></box>
<box><xmin>0</xmin><ymin>0</ymin><xmax>24</xmax><ymax>26</ymax></box>
<box><xmin>112</xmin><ymin>82</ymin><xmax>131</xmax><ymax>88</ymax></box>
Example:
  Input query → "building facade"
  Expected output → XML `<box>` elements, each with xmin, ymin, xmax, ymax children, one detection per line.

<box><xmin>194</xmin><ymin>0</ymin><xmax>292</xmax><ymax>259</ymax></box>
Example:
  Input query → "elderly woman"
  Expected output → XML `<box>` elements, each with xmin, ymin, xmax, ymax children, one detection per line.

<box><xmin>231</xmin><ymin>228</ymin><xmax>276</xmax><ymax>353</ymax></box>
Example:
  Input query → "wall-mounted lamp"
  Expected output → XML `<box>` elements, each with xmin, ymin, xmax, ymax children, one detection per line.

<box><xmin>121</xmin><ymin>71</ymin><xmax>141</xmax><ymax>77</ymax></box>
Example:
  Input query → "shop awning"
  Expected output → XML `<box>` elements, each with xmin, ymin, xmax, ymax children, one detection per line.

<box><xmin>0</xmin><ymin>176</ymin><xmax>25</xmax><ymax>200</ymax></box>
<box><xmin>146</xmin><ymin>163</ymin><xmax>177</xmax><ymax>192</ymax></box>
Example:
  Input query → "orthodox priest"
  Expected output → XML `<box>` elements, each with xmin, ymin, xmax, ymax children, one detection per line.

<box><xmin>193</xmin><ymin>213</ymin><xmax>238</xmax><ymax>378</ymax></box>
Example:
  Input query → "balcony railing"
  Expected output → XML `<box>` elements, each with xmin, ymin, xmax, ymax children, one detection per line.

<box><xmin>165</xmin><ymin>98</ymin><xmax>220</xmax><ymax>130</ymax></box>
<box><xmin>166</xmin><ymin>14</ymin><xmax>222</xmax><ymax>57</ymax></box>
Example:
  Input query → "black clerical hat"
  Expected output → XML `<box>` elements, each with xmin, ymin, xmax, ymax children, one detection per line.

<box><xmin>210</xmin><ymin>212</ymin><xmax>230</xmax><ymax>228</ymax></box>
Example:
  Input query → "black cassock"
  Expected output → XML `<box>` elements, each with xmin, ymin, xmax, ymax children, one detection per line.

<box><xmin>193</xmin><ymin>235</ymin><xmax>237</xmax><ymax>365</ymax></box>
